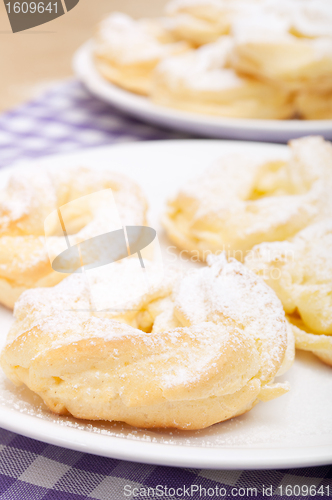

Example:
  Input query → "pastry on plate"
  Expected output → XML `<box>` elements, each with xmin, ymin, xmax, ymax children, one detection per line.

<box><xmin>0</xmin><ymin>166</ymin><xmax>147</xmax><ymax>309</ymax></box>
<box><xmin>94</xmin><ymin>12</ymin><xmax>189</xmax><ymax>95</ymax></box>
<box><xmin>245</xmin><ymin>221</ymin><xmax>332</xmax><ymax>367</ymax></box>
<box><xmin>296</xmin><ymin>89</ymin><xmax>332</xmax><ymax>120</ymax></box>
<box><xmin>164</xmin><ymin>0</ymin><xmax>247</xmax><ymax>46</ymax></box>
<box><xmin>0</xmin><ymin>254</ymin><xmax>293</xmax><ymax>430</ymax></box>
<box><xmin>267</xmin><ymin>0</ymin><xmax>332</xmax><ymax>39</ymax></box>
<box><xmin>231</xmin><ymin>18</ymin><xmax>332</xmax><ymax>93</ymax></box>
<box><xmin>162</xmin><ymin>136</ymin><xmax>332</xmax><ymax>262</ymax></box>
<box><xmin>92</xmin><ymin>1</ymin><xmax>332</xmax><ymax>119</ymax></box>
<box><xmin>165</xmin><ymin>0</ymin><xmax>332</xmax><ymax>46</ymax></box>
<box><xmin>152</xmin><ymin>37</ymin><xmax>293</xmax><ymax>119</ymax></box>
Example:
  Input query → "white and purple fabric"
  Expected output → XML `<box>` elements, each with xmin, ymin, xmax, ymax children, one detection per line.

<box><xmin>0</xmin><ymin>80</ymin><xmax>187</xmax><ymax>169</ymax></box>
<box><xmin>0</xmin><ymin>80</ymin><xmax>331</xmax><ymax>499</ymax></box>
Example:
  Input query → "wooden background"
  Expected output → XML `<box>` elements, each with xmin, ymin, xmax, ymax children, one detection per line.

<box><xmin>0</xmin><ymin>0</ymin><xmax>167</xmax><ymax>111</ymax></box>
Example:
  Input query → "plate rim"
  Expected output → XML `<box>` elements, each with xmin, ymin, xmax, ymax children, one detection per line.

<box><xmin>72</xmin><ymin>41</ymin><xmax>332</xmax><ymax>141</ymax></box>
<box><xmin>1</xmin><ymin>406</ymin><xmax>332</xmax><ymax>470</ymax></box>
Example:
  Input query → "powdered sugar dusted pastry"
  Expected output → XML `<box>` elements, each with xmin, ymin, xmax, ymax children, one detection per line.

<box><xmin>152</xmin><ymin>37</ymin><xmax>293</xmax><ymax>119</ymax></box>
<box><xmin>165</xmin><ymin>0</ymin><xmax>252</xmax><ymax>46</ymax></box>
<box><xmin>231</xmin><ymin>16</ymin><xmax>332</xmax><ymax>92</ymax></box>
<box><xmin>266</xmin><ymin>0</ymin><xmax>332</xmax><ymax>39</ymax></box>
<box><xmin>296</xmin><ymin>90</ymin><xmax>332</xmax><ymax>120</ymax></box>
<box><xmin>165</xmin><ymin>0</ymin><xmax>332</xmax><ymax>46</ymax></box>
<box><xmin>0</xmin><ymin>167</ymin><xmax>147</xmax><ymax>309</ymax></box>
<box><xmin>92</xmin><ymin>1</ymin><xmax>332</xmax><ymax>120</ymax></box>
<box><xmin>163</xmin><ymin>136</ymin><xmax>332</xmax><ymax>261</ymax></box>
<box><xmin>245</xmin><ymin>221</ymin><xmax>332</xmax><ymax>367</ymax></box>
<box><xmin>0</xmin><ymin>254</ymin><xmax>293</xmax><ymax>430</ymax></box>
<box><xmin>94</xmin><ymin>13</ymin><xmax>189</xmax><ymax>95</ymax></box>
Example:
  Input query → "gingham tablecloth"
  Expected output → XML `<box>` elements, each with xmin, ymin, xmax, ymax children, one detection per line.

<box><xmin>0</xmin><ymin>81</ymin><xmax>331</xmax><ymax>499</ymax></box>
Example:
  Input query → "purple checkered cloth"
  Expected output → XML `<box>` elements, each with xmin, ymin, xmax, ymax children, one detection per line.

<box><xmin>0</xmin><ymin>80</ymin><xmax>331</xmax><ymax>499</ymax></box>
<box><xmin>0</xmin><ymin>80</ymin><xmax>189</xmax><ymax>169</ymax></box>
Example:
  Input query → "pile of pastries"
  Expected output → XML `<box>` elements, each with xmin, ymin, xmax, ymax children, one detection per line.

<box><xmin>94</xmin><ymin>0</ymin><xmax>332</xmax><ymax>119</ymax></box>
<box><xmin>163</xmin><ymin>135</ymin><xmax>332</xmax><ymax>369</ymax></box>
<box><xmin>0</xmin><ymin>135</ymin><xmax>330</xmax><ymax>431</ymax></box>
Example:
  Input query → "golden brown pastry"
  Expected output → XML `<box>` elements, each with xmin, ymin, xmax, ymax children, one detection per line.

<box><xmin>1</xmin><ymin>254</ymin><xmax>293</xmax><ymax>430</ymax></box>
<box><xmin>164</xmin><ymin>0</ymin><xmax>245</xmax><ymax>46</ymax></box>
<box><xmin>231</xmin><ymin>18</ymin><xmax>332</xmax><ymax>93</ymax></box>
<box><xmin>296</xmin><ymin>90</ymin><xmax>332</xmax><ymax>120</ymax></box>
<box><xmin>245</xmin><ymin>221</ymin><xmax>332</xmax><ymax>367</ymax></box>
<box><xmin>93</xmin><ymin>1</ymin><xmax>332</xmax><ymax>120</ymax></box>
<box><xmin>266</xmin><ymin>0</ymin><xmax>332</xmax><ymax>39</ymax></box>
<box><xmin>162</xmin><ymin>136</ymin><xmax>332</xmax><ymax>262</ymax></box>
<box><xmin>165</xmin><ymin>0</ymin><xmax>332</xmax><ymax>47</ymax></box>
<box><xmin>152</xmin><ymin>37</ymin><xmax>293</xmax><ymax>119</ymax></box>
<box><xmin>0</xmin><ymin>167</ymin><xmax>147</xmax><ymax>309</ymax></box>
<box><xmin>94</xmin><ymin>12</ymin><xmax>189</xmax><ymax>95</ymax></box>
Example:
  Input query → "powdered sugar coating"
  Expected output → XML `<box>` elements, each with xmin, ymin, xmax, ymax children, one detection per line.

<box><xmin>95</xmin><ymin>12</ymin><xmax>187</xmax><ymax>66</ymax></box>
<box><xmin>154</xmin><ymin>37</ymin><xmax>240</xmax><ymax>92</ymax></box>
<box><xmin>163</xmin><ymin>136</ymin><xmax>332</xmax><ymax>261</ymax></box>
<box><xmin>175</xmin><ymin>253</ymin><xmax>291</xmax><ymax>382</ymax></box>
<box><xmin>152</xmin><ymin>34</ymin><xmax>293</xmax><ymax>119</ymax></box>
<box><xmin>246</xmin><ymin>219</ymin><xmax>332</xmax><ymax>334</ymax></box>
<box><xmin>166</xmin><ymin>0</ymin><xmax>332</xmax><ymax>40</ymax></box>
<box><xmin>0</xmin><ymin>166</ymin><xmax>147</xmax><ymax>308</ymax></box>
<box><xmin>1</xmin><ymin>255</ymin><xmax>293</xmax><ymax>429</ymax></box>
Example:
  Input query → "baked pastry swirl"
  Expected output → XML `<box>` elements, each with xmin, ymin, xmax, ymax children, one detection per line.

<box><xmin>296</xmin><ymin>89</ymin><xmax>332</xmax><ymax>120</ymax></box>
<box><xmin>152</xmin><ymin>37</ymin><xmax>293</xmax><ymax>119</ymax></box>
<box><xmin>245</xmin><ymin>221</ymin><xmax>332</xmax><ymax>367</ymax></box>
<box><xmin>93</xmin><ymin>0</ymin><xmax>332</xmax><ymax>118</ymax></box>
<box><xmin>94</xmin><ymin>12</ymin><xmax>189</xmax><ymax>95</ymax></box>
<box><xmin>166</xmin><ymin>0</ymin><xmax>332</xmax><ymax>47</ymax></box>
<box><xmin>162</xmin><ymin>136</ymin><xmax>332</xmax><ymax>262</ymax></box>
<box><xmin>1</xmin><ymin>254</ymin><xmax>293</xmax><ymax>430</ymax></box>
<box><xmin>0</xmin><ymin>167</ymin><xmax>147</xmax><ymax>309</ymax></box>
<box><xmin>231</xmin><ymin>19</ymin><xmax>332</xmax><ymax>93</ymax></box>
<box><xmin>263</xmin><ymin>0</ymin><xmax>332</xmax><ymax>39</ymax></box>
<box><xmin>165</xmin><ymin>0</ymin><xmax>246</xmax><ymax>46</ymax></box>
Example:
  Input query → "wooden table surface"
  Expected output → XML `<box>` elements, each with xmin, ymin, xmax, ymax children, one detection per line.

<box><xmin>0</xmin><ymin>0</ymin><xmax>166</xmax><ymax>112</ymax></box>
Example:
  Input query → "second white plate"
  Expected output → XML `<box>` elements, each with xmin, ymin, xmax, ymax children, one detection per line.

<box><xmin>73</xmin><ymin>41</ymin><xmax>332</xmax><ymax>143</ymax></box>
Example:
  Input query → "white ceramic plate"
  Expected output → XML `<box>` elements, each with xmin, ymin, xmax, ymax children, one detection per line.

<box><xmin>0</xmin><ymin>140</ymin><xmax>332</xmax><ymax>470</ymax></box>
<box><xmin>73</xmin><ymin>41</ymin><xmax>332</xmax><ymax>143</ymax></box>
